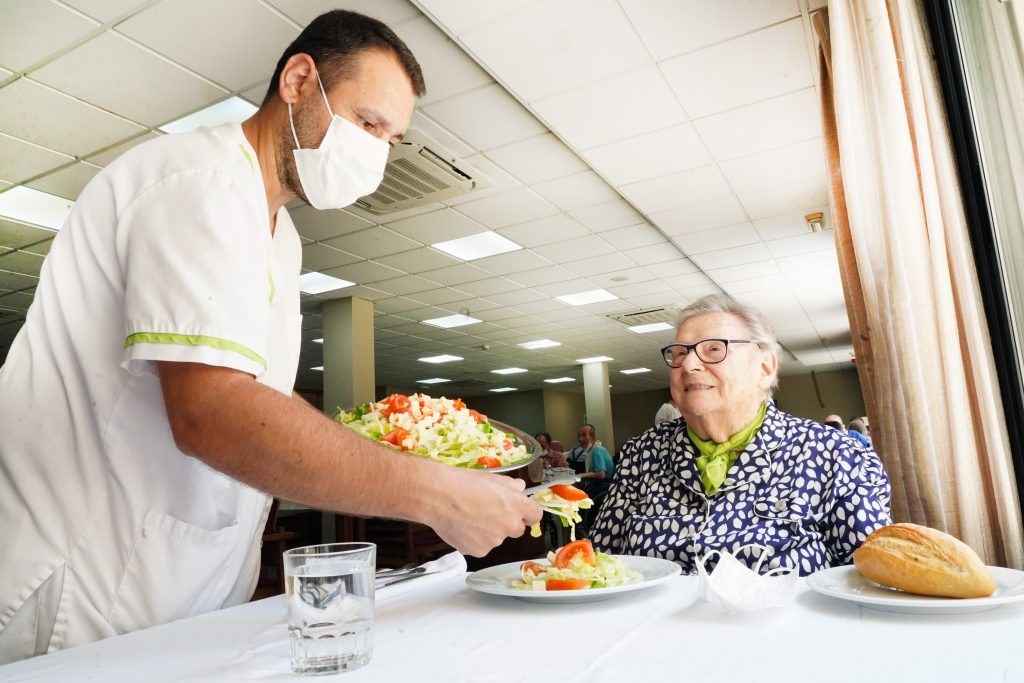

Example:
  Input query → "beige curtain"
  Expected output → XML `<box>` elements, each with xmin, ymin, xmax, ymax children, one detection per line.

<box><xmin>814</xmin><ymin>1</ymin><xmax>1024</xmax><ymax>567</ymax></box>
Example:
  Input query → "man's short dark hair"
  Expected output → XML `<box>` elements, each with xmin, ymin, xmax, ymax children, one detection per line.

<box><xmin>824</xmin><ymin>420</ymin><xmax>843</xmax><ymax>430</ymax></box>
<box><xmin>535</xmin><ymin>431</ymin><xmax>552</xmax><ymax>443</ymax></box>
<box><xmin>263</xmin><ymin>9</ymin><xmax>426</xmax><ymax>105</ymax></box>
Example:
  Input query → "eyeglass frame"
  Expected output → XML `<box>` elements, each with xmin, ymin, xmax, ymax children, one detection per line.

<box><xmin>659</xmin><ymin>339</ymin><xmax>766</xmax><ymax>367</ymax></box>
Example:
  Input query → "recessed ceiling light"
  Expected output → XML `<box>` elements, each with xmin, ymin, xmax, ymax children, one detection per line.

<box><xmin>419</xmin><ymin>354</ymin><xmax>463</xmax><ymax>364</ymax></box>
<box><xmin>311</xmin><ymin>366</ymin><xmax>324</xmax><ymax>371</ymax></box>
<box><xmin>0</xmin><ymin>186</ymin><xmax>74</xmax><ymax>230</ymax></box>
<box><xmin>432</xmin><ymin>231</ymin><xmax>522</xmax><ymax>261</ymax></box>
<box><xmin>627</xmin><ymin>322</ymin><xmax>674</xmax><ymax>334</ymax></box>
<box><xmin>490</xmin><ymin>387</ymin><xmax>517</xmax><ymax>393</ymax></box>
<box><xmin>422</xmin><ymin>314</ymin><xmax>482</xmax><ymax>328</ymax></box>
<box><xmin>417</xmin><ymin>377</ymin><xmax>450</xmax><ymax>384</ymax></box>
<box><xmin>313</xmin><ymin>338</ymin><xmax>324</xmax><ymax>344</ymax></box>
<box><xmin>621</xmin><ymin>367</ymin><xmax>651</xmax><ymax>374</ymax></box>
<box><xmin>159</xmin><ymin>96</ymin><xmax>258</xmax><ymax>134</ymax></box>
<box><xmin>577</xmin><ymin>356</ymin><xmax>613</xmax><ymax>364</ymax></box>
<box><xmin>517</xmin><ymin>339</ymin><xmax>561</xmax><ymax>350</ymax></box>
<box><xmin>492</xmin><ymin>367</ymin><xmax>527</xmax><ymax>375</ymax></box>
<box><xmin>556</xmin><ymin>289</ymin><xmax>618</xmax><ymax>306</ymax></box>
<box><xmin>544</xmin><ymin>377</ymin><xmax>575</xmax><ymax>384</ymax></box>
<box><xmin>298</xmin><ymin>272</ymin><xmax>355</xmax><ymax>295</ymax></box>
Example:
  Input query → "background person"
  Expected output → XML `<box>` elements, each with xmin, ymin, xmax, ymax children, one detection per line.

<box><xmin>535</xmin><ymin>431</ymin><xmax>568</xmax><ymax>469</ymax></box>
<box><xmin>591</xmin><ymin>295</ymin><xmax>891</xmax><ymax>575</ymax></box>
<box><xmin>655</xmin><ymin>396</ymin><xmax>682</xmax><ymax>425</ymax></box>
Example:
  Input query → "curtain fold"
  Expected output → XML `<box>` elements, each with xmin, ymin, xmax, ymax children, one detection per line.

<box><xmin>814</xmin><ymin>1</ymin><xmax>1023</xmax><ymax>567</ymax></box>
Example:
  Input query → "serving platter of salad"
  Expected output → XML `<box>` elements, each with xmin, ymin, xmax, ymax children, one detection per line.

<box><xmin>466</xmin><ymin>540</ymin><xmax>682</xmax><ymax>604</ymax></box>
<box><xmin>334</xmin><ymin>393</ymin><xmax>539</xmax><ymax>473</ymax></box>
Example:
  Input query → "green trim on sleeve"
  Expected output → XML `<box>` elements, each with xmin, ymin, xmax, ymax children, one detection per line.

<box><xmin>124</xmin><ymin>332</ymin><xmax>267</xmax><ymax>368</ymax></box>
<box><xmin>268</xmin><ymin>270</ymin><xmax>276</xmax><ymax>306</ymax></box>
<box><xmin>238</xmin><ymin>143</ymin><xmax>254</xmax><ymax>169</ymax></box>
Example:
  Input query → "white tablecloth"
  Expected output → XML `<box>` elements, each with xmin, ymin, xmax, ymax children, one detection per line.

<box><xmin>4</xmin><ymin>570</ymin><xmax>1023</xmax><ymax>682</ymax></box>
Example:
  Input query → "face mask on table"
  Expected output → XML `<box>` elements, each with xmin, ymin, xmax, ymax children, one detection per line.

<box><xmin>696</xmin><ymin>545</ymin><xmax>797</xmax><ymax>613</ymax></box>
<box><xmin>288</xmin><ymin>66</ymin><xmax>389</xmax><ymax>210</ymax></box>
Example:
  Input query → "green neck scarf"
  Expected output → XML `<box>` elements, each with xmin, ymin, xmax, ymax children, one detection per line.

<box><xmin>687</xmin><ymin>402</ymin><xmax>767</xmax><ymax>495</ymax></box>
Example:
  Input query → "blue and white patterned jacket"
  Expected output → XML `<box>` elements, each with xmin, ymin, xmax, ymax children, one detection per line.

<box><xmin>591</xmin><ymin>402</ymin><xmax>892</xmax><ymax>576</ymax></box>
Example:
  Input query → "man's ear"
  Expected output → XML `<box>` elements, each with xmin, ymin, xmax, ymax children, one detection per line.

<box><xmin>761</xmin><ymin>351</ymin><xmax>779</xmax><ymax>391</ymax></box>
<box><xmin>278</xmin><ymin>53</ymin><xmax>316</xmax><ymax>105</ymax></box>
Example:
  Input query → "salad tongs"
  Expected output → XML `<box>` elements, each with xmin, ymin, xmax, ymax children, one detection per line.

<box><xmin>524</xmin><ymin>474</ymin><xmax>581</xmax><ymax>497</ymax></box>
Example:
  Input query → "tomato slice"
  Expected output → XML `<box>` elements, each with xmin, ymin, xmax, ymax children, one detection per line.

<box><xmin>553</xmin><ymin>540</ymin><xmax>596</xmax><ymax>569</ymax></box>
<box><xmin>382</xmin><ymin>427</ymin><xmax>410</xmax><ymax>449</ymax></box>
<box><xmin>476</xmin><ymin>456</ymin><xmax>502</xmax><ymax>468</ymax></box>
<box><xmin>468</xmin><ymin>409</ymin><xmax>486</xmax><ymax>423</ymax></box>
<box><xmin>383</xmin><ymin>394</ymin><xmax>410</xmax><ymax>416</ymax></box>
<box><xmin>520</xmin><ymin>561</ymin><xmax>545</xmax><ymax>576</ymax></box>
<box><xmin>549</xmin><ymin>484</ymin><xmax>589</xmax><ymax>502</ymax></box>
<box><xmin>545</xmin><ymin>578</ymin><xmax>589</xmax><ymax>591</ymax></box>
<box><xmin>452</xmin><ymin>398</ymin><xmax>466</xmax><ymax>411</ymax></box>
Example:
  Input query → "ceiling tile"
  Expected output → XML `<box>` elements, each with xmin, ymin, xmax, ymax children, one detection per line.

<box><xmin>0</xmin><ymin>0</ymin><xmax>98</xmax><ymax>72</ymax></box>
<box><xmin>620</xmin><ymin>0</ymin><xmax>799</xmax><ymax>61</ymax></box>
<box><xmin>650</xmin><ymin>194</ymin><xmax>749</xmax><ymax>237</ymax></box>
<box><xmin>374</xmin><ymin>296</ymin><xmax>428</xmax><ymax>314</ymax></box>
<box><xmin>266</xmin><ymin>0</ymin><xmax>420</xmax><ymax>26</ymax></box>
<box><xmin>690</xmin><ymin>242</ymin><xmax>770</xmax><ymax>270</ymax></box>
<box><xmin>25</xmin><ymin>161</ymin><xmax>102</xmax><ymax>200</ymax></box>
<box><xmin>452</xmin><ymin>187</ymin><xmax>558</xmax><ymax>229</ymax></box>
<box><xmin>32</xmin><ymin>32</ymin><xmax>227</xmax><ymax>127</ymax></box>
<box><xmin>721</xmin><ymin>273</ymin><xmax>789</xmax><ymax>294</ymax></box>
<box><xmin>117</xmin><ymin>0</ymin><xmax>299</xmax><ymax>91</ymax></box>
<box><xmin>583</xmin><ymin>122</ymin><xmax>713</xmax><ymax>186</ymax></box>
<box><xmin>623</xmin><ymin>243</ymin><xmax>684</xmax><ymax>265</ymax></box>
<box><xmin>624</xmin><ymin>292</ymin><xmax>685</xmax><ymax>310</ymax></box>
<box><xmin>372</xmin><ymin>275</ymin><xmax>446</xmax><ymax>298</ymax></box>
<box><xmin>600</xmin><ymin>224</ymin><xmax>666</xmax><ymax>250</ymax></box>
<box><xmin>375</xmin><ymin>246</ymin><xmax>460</xmax><ymax>273</ymax></box>
<box><xmin>383</xmin><ymin>207</ymin><xmax>485</xmax><ymax>243</ymax></box>
<box><xmin>323</xmin><ymin>259</ymin><xmax>405</xmax><ymax>284</ymax></box>
<box><xmin>0</xmin><ymin>269</ymin><xmax>38</xmax><ymax>290</ymax></box>
<box><xmin>753</xmin><ymin>206</ymin><xmax>830</xmax><ymax>240</ymax></box>
<box><xmin>459</xmin><ymin>0</ymin><xmax>650</xmax><ymax>102</ymax></box>
<box><xmin>392</xmin><ymin>15</ymin><xmax>494</xmax><ymax>106</ymax></box>
<box><xmin>422</xmin><ymin>83</ymin><xmax>546</xmax><ymax>151</ymax></box>
<box><xmin>323</xmin><ymin>226</ymin><xmax>421</xmax><ymax>259</ymax></box>
<box><xmin>608</xmin><ymin>279</ymin><xmax>670</xmax><ymax>298</ymax></box>
<box><xmin>645</xmin><ymin>259</ymin><xmax>701</xmax><ymax>278</ymax></box>
<box><xmin>764</xmin><ymin>230</ymin><xmax>835</xmax><ymax>259</ymax></box>
<box><xmin>472</xmin><ymin>249</ymin><xmax>551</xmax><ymax>275</ymax></box>
<box><xmin>0</xmin><ymin>218</ymin><xmax>56</xmax><ymax>249</ymax></box>
<box><xmin>300</xmin><ymin>243</ymin><xmax>363</xmax><ymax>272</ymax></box>
<box><xmin>414</xmin><ymin>0</ymin><xmax>539</xmax><ymax>34</ymax></box>
<box><xmin>563</xmin><ymin>252</ymin><xmax>636</xmax><ymax>277</ymax></box>
<box><xmin>569</xmin><ymin>200</ymin><xmax>644</xmax><ymax>232</ymax></box>
<box><xmin>85</xmin><ymin>131</ymin><xmax>160</xmax><ymax>166</ymax></box>
<box><xmin>0</xmin><ymin>133</ymin><xmax>73</xmax><ymax>183</ymax></box>
<box><xmin>484</xmin><ymin>133</ymin><xmax>587</xmax><ymax>185</ymax></box>
<box><xmin>0</xmin><ymin>78</ymin><xmax>145</xmax><ymax>156</ymax></box>
<box><xmin>533</xmin><ymin>235</ymin><xmax>613</xmax><ymax>262</ymax></box>
<box><xmin>531</xmin><ymin>171</ymin><xmax>619</xmax><ymax>211</ymax></box>
<box><xmin>496</xmin><ymin>214</ymin><xmax>591</xmax><ymax>249</ymax></box>
<box><xmin>456</xmin><ymin>276</ymin><xmax>522</xmax><ymax>296</ymax></box>
<box><xmin>694</xmin><ymin>87</ymin><xmax>822</xmax><ymax>161</ymax></box>
<box><xmin>662</xmin><ymin>272</ymin><xmax>715</xmax><ymax>290</ymax></box>
<box><xmin>504</xmin><ymin>265</ymin><xmax>577</xmax><ymax>288</ymax></box>
<box><xmin>719</xmin><ymin>138</ymin><xmax>828</xmax><ymax>219</ymax></box>
<box><xmin>672</xmin><ymin>222</ymin><xmax>761</xmax><ymax>255</ymax></box>
<box><xmin>62</xmin><ymin>0</ymin><xmax>151</xmax><ymax>23</ymax></box>
<box><xmin>706</xmin><ymin>258</ymin><xmax>780</xmax><ymax>283</ymax></box>
<box><xmin>399</xmin><ymin>286</ymin><xmax>465</xmax><ymax>306</ymax></box>
<box><xmin>20</xmin><ymin>238</ymin><xmax>53</xmax><ymax>256</ymax></box>
<box><xmin>419</xmin><ymin>262</ymin><xmax>490</xmax><ymax>286</ymax></box>
<box><xmin>0</xmin><ymin>250</ymin><xmax>44</xmax><ymax>277</ymax></box>
<box><xmin>619</xmin><ymin>165</ymin><xmax>733</xmax><ymax>215</ymax></box>
<box><xmin>513</xmin><ymin>298</ymin><xmax>565</xmax><ymax>315</ymax></box>
<box><xmin>661</xmin><ymin>18</ymin><xmax>813</xmax><ymax>119</ymax></box>
<box><xmin>533</xmin><ymin>65</ymin><xmax>686</xmax><ymax>150</ymax></box>
<box><xmin>291</xmin><ymin>205</ymin><xmax>374</xmax><ymax>242</ymax></box>
<box><xmin>485</xmin><ymin>288</ymin><xmax>546</xmax><ymax>306</ymax></box>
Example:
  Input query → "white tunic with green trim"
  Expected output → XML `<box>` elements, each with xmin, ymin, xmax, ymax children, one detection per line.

<box><xmin>0</xmin><ymin>122</ymin><xmax>302</xmax><ymax>662</ymax></box>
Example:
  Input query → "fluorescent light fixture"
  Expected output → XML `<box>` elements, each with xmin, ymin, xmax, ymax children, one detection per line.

<box><xmin>311</xmin><ymin>366</ymin><xmax>324</xmax><ymax>371</ymax></box>
<box><xmin>313</xmin><ymin>338</ymin><xmax>324</xmax><ymax>344</ymax></box>
<box><xmin>491</xmin><ymin>367</ymin><xmax>527</xmax><ymax>375</ymax></box>
<box><xmin>627</xmin><ymin>322</ymin><xmax>674</xmax><ymax>334</ymax></box>
<box><xmin>490</xmin><ymin>387</ymin><xmax>517</xmax><ymax>393</ymax></box>
<box><xmin>621</xmin><ymin>367</ymin><xmax>651</xmax><ymax>375</ymax></box>
<box><xmin>577</xmin><ymin>356</ymin><xmax>613</xmax><ymax>364</ymax></box>
<box><xmin>544</xmin><ymin>377</ymin><xmax>575</xmax><ymax>384</ymax></box>
<box><xmin>432</xmin><ymin>231</ymin><xmax>521</xmax><ymax>261</ymax></box>
<box><xmin>298</xmin><ymin>272</ymin><xmax>355</xmax><ymax>295</ymax></box>
<box><xmin>417</xmin><ymin>377</ymin><xmax>450</xmax><ymax>384</ymax></box>
<box><xmin>517</xmin><ymin>339</ymin><xmax>561</xmax><ymax>350</ymax></box>
<box><xmin>556</xmin><ymin>289</ymin><xmax>618</xmax><ymax>306</ymax></box>
<box><xmin>0</xmin><ymin>186</ymin><xmax>74</xmax><ymax>230</ymax></box>
<box><xmin>159</xmin><ymin>97</ymin><xmax>258</xmax><ymax>134</ymax></box>
<box><xmin>419</xmin><ymin>354</ymin><xmax>463</xmax><ymax>364</ymax></box>
<box><xmin>422</xmin><ymin>314</ymin><xmax>481</xmax><ymax>328</ymax></box>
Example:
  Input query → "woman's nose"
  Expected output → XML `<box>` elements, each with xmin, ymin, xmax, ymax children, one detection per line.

<box><xmin>678</xmin><ymin>348</ymin><xmax>704</xmax><ymax>371</ymax></box>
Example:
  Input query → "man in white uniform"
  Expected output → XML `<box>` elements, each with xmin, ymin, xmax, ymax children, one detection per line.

<box><xmin>0</xmin><ymin>10</ymin><xmax>540</xmax><ymax>664</ymax></box>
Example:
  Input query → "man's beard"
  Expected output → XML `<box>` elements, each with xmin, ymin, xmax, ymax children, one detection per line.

<box><xmin>279</xmin><ymin>96</ymin><xmax>329</xmax><ymax>202</ymax></box>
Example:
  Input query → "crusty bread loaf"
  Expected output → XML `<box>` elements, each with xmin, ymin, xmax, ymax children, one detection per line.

<box><xmin>853</xmin><ymin>523</ymin><xmax>996</xmax><ymax>598</ymax></box>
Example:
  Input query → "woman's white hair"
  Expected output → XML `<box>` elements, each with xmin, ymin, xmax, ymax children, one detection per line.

<box><xmin>675</xmin><ymin>294</ymin><xmax>782</xmax><ymax>397</ymax></box>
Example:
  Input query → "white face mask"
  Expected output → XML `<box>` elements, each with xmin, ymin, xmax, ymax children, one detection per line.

<box><xmin>696</xmin><ymin>545</ymin><xmax>797</xmax><ymax>613</ymax></box>
<box><xmin>289</xmin><ymin>67</ymin><xmax>390</xmax><ymax>210</ymax></box>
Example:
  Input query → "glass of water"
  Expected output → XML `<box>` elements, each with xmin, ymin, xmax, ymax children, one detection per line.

<box><xmin>284</xmin><ymin>542</ymin><xmax>376</xmax><ymax>675</ymax></box>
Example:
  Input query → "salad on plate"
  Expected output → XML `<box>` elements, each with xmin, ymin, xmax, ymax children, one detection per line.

<box><xmin>512</xmin><ymin>540</ymin><xmax>643</xmax><ymax>591</ymax></box>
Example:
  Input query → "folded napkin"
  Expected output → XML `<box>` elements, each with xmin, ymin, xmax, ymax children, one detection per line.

<box><xmin>376</xmin><ymin>551</ymin><xmax>467</xmax><ymax>604</ymax></box>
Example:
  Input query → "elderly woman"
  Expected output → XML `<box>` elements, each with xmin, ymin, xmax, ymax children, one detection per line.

<box><xmin>591</xmin><ymin>295</ymin><xmax>892</xmax><ymax>575</ymax></box>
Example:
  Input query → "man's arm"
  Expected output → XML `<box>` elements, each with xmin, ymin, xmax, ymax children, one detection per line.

<box><xmin>158</xmin><ymin>361</ymin><xmax>541</xmax><ymax>556</ymax></box>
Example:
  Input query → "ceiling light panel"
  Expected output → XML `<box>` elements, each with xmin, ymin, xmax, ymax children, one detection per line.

<box><xmin>431</xmin><ymin>230</ymin><xmax>522</xmax><ymax>261</ymax></box>
<box><xmin>419</xmin><ymin>354</ymin><xmax>463</xmax><ymax>363</ymax></box>
<box><xmin>556</xmin><ymin>289</ymin><xmax>618</xmax><ymax>306</ymax></box>
<box><xmin>422</xmin><ymin>314</ymin><xmax>482</xmax><ymax>328</ymax></box>
<box><xmin>297</xmin><ymin>272</ymin><xmax>355</xmax><ymax>295</ymax></box>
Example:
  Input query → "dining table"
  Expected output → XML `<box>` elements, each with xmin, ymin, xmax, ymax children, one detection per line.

<box><xmin>3</xmin><ymin>552</ymin><xmax>1022</xmax><ymax>683</ymax></box>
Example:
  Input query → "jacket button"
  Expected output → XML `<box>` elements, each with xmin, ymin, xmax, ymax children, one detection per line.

<box><xmin>773</xmin><ymin>499</ymin><xmax>787</xmax><ymax>512</ymax></box>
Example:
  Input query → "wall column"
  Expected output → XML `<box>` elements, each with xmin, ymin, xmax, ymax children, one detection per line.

<box><xmin>582</xmin><ymin>361</ymin><xmax>615</xmax><ymax>453</ymax></box>
<box><xmin>322</xmin><ymin>297</ymin><xmax>375</xmax><ymax>415</ymax></box>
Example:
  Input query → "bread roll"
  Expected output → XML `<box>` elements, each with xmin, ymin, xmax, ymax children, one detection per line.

<box><xmin>853</xmin><ymin>523</ymin><xmax>996</xmax><ymax>598</ymax></box>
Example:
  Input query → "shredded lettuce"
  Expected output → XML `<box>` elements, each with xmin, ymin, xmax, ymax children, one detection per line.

<box><xmin>511</xmin><ymin>549</ymin><xmax>643</xmax><ymax>591</ymax></box>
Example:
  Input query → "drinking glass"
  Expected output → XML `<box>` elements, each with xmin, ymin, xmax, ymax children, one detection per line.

<box><xmin>284</xmin><ymin>542</ymin><xmax>376</xmax><ymax>675</ymax></box>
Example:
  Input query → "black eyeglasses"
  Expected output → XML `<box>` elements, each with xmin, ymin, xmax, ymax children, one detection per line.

<box><xmin>660</xmin><ymin>339</ymin><xmax>764</xmax><ymax>367</ymax></box>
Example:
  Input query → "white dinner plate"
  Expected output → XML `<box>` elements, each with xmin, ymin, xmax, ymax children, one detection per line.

<box><xmin>465</xmin><ymin>555</ymin><xmax>681</xmax><ymax>604</ymax></box>
<box><xmin>806</xmin><ymin>565</ymin><xmax>1024</xmax><ymax>615</ymax></box>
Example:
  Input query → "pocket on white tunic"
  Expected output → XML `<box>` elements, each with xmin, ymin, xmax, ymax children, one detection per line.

<box><xmin>107</xmin><ymin>510</ymin><xmax>240</xmax><ymax>635</ymax></box>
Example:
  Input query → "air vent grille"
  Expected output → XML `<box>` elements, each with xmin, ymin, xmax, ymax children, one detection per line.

<box><xmin>607</xmin><ymin>306</ymin><xmax>682</xmax><ymax>327</ymax></box>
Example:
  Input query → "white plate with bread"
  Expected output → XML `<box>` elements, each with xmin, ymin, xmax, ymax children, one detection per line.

<box><xmin>808</xmin><ymin>523</ymin><xmax>1024</xmax><ymax>615</ymax></box>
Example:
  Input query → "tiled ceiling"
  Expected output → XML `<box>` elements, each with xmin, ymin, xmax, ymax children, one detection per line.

<box><xmin>0</xmin><ymin>0</ymin><xmax>848</xmax><ymax>398</ymax></box>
